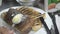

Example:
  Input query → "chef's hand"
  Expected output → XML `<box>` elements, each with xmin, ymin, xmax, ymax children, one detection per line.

<box><xmin>48</xmin><ymin>3</ymin><xmax>56</xmax><ymax>10</ymax></box>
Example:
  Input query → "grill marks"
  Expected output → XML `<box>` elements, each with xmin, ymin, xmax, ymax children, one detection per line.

<box><xmin>16</xmin><ymin>7</ymin><xmax>41</xmax><ymax>18</ymax></box>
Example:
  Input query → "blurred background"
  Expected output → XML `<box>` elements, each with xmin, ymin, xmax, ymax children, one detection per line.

<box><xmin>0</xmin><ymin>0</ymin><xmax>44</xmax><ymax>11</ymax></box>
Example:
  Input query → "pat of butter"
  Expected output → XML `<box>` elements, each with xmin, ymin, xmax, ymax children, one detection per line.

<box><xmin>12</xmin><ymin>14</ymin><xmax>23</xmax><ymax>24</ymax></box>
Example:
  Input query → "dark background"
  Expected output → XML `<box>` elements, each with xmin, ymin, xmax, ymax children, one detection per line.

<box><xmin>0</xmin><ymin>0</ymin><xmax>44</xmax><ymax>11</ymax></box>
